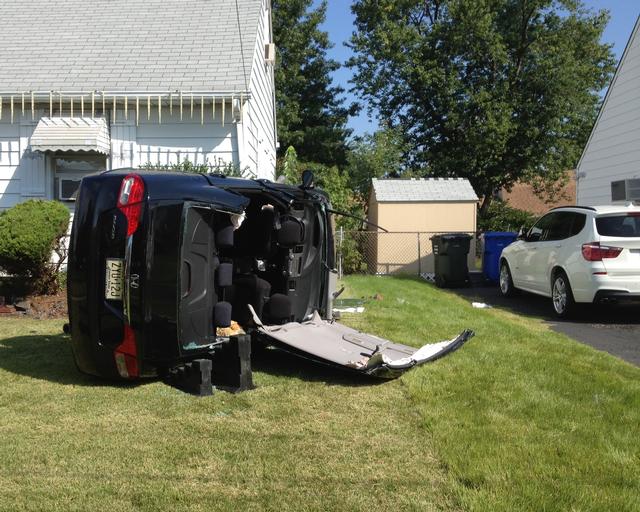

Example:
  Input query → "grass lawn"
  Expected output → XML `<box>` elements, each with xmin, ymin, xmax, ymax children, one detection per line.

<box><xmin>1</xmin><ymin>276</ymin><xmax>639</xmax><ymax>511</ymax></box>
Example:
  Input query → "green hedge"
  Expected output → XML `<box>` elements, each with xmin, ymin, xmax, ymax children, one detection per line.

<box><xmin>0</xmin><ymin>200</ymin><xmax>69</xmax><ymax>294</ymax></box>
<box><xmin>478</xmin><ymin>200</ymin><xmax>537</xmax><ymax>233</ymax></box>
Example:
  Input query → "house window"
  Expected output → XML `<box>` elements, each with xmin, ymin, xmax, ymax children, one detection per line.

<box><xmin>54</xmin><ymin>153</ymin><xmax>106</xmax><ymax>201</ymax></box>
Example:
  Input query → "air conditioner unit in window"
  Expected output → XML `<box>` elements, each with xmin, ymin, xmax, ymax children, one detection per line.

<box><xmin>57</xmin><ymin>176</ymin><xmax>83</xmax><ymax>201</ymax></box>
<box><xmin>611</xmin><ymin>179</ymin><xmax>640</xmax><ymax>203</ymax></box>
<box><xmin>264</xmin><ymin>43</ymin><xmax>276</xmax><ymax>65</ymax></box>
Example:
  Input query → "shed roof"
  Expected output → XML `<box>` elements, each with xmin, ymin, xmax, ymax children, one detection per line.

<box><xmin>371</xmin><ymin>178</ymin><xmax>478</xmax><ymax>202</ymax></box>
<box><xmin>0</xmin><ymin>0</ymin><xmax>261</xmax><ymax>93</ymax></box>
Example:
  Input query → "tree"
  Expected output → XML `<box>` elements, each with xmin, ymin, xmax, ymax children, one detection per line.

<box><xmin>272</xmin><ymin>0</ymin><xmax>354</xmax><ymax>167</ymax></box>
<box><xmin>346</xmin><ymin>127</ymin><xmax>408</xmax><ymax>201</ymax></box>
<box><xmin>348</xmin><ymin>0</ymin><xmax>615</xmax><ymax>214</ymax></box>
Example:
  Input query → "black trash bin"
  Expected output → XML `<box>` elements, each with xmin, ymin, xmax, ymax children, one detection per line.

<box><xmin>430</xmin><ymin>234</ymin><xmax>472</xmax><ymax>288</ymax></box>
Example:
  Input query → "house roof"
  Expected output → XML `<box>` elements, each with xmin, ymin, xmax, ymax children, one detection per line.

<box><xmin>371</xmin><ymin>178</ymin><xmax>478</xmax><ymax>202</ymax></box>
<box><xmin>0</xmin><ymin>0</ymin><xmax>262</xmax><ymax>93</ymax></box>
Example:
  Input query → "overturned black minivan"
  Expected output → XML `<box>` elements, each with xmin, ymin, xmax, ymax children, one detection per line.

<box><xmin>67</xmin><ymin>170</ymin><xmax>472</xmax><ymax>384</ymax></box>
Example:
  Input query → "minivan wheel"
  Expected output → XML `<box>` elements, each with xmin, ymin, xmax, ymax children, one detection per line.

<box><xmin>551</xmin><ymin>271</ymin><xmax>576</xmax><ymax>318</ymax></box>
<box><xmin>499</xmin><ymin>261</ymin><xmax>516</xmax><ymax>297</ymax></box>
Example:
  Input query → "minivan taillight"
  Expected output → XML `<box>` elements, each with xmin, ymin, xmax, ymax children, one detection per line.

<box><xmin>114</xmin><ymin>324</ymin><xmax>139</xmax><ymax>378</ymax></box>
<box><xmin>581</xmin><ymin>242</ymin><xmax>623</xmax><ymax>261</ymax></box>
<box><xmin>117</xmin><ymin>174</ymin><xmax>145</xmax><ymax>236</ymax></box>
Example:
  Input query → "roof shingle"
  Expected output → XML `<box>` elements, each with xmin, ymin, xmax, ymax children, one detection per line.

<box><xmin>371</xmin><ymin>178</ymin><xmax>478</xmax><ymax>202</ymax></box>
<box><xmin>0</xmin><ymin>0</ymin><xmax>261</xmax><ymax>92</ymax></box>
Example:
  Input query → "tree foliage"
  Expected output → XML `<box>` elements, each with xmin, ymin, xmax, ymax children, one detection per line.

<box><xmin>346</xmin><ymin>127</ymin><xmax>409</xmax><ymax>201</ymax></box>
<box><xmin>272</xmin><ymin>0</ymin><xmax>353</xmax><ymax>167</ymax></box>
<box><xmin>477</xmin><ymin>200</ymin><xmax>537</xmax><ymax>232</ymax></box>
<box><xmin>349</xmin><ymin>0</ymin><xmax>615</xmax><ymax>213</ymax></box>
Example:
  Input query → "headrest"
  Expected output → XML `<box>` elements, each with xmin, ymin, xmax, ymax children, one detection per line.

<box><xmin>277</xmin><ymin>217</ymin><xmax>304</xmax><ymax>247</ymax></box>
<box><xmin>214</xmin><ymin>301</ymin><xmax>232</xmax><ymax>328</ymax></box>
<box><xmin>216</xmin><ymin>262</ymin><xmax>233</xmax><ymax>288</ymax></box>
<box><xmin>216</xmin><ymin>224</ymin><xmax>234</xmax><ymax>249</ymax></box>
<box><xmin>264</xmin><ymin>293</ymin><xmax>292</xmax><ymax>323</ymax></box>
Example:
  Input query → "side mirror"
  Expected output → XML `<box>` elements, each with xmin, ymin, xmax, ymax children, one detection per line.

<box><xmin>301</xmin><ymin>169</ymin><xmax>315</xmax><ymax>190</ymax></box>
<box><xmin>517</xmin><ymin>226</ymin><xmax>527</xmax><ymax>241</ymax></box>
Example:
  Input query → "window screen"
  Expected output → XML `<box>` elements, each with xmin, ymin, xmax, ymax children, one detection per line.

<box><xmin>59</xmin><ymin>178</ymin><xmax>81</xmax><ymax>200</ymax></box>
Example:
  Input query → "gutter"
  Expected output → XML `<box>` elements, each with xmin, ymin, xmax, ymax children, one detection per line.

<box><xmin>0</xmin><ymin>91</ymin><xmax>252</xmax><ymax>99</ymax></box>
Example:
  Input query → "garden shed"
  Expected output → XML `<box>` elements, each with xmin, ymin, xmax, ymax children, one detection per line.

<box><xmin>366</xmin><ymin>178</ymin><xmax>478</xmax><ymax>274</ymax></box>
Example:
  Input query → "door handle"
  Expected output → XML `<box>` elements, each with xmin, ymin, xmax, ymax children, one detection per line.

<box><xmin>554</xmin><ymin>245</ymin><xmax>562</xmax><ymax>249</ymax></box>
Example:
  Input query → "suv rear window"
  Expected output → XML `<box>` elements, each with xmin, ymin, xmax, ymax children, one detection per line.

<box><xmin>596</xmin><ymin>215</ymin><xmax>640</xmax><ymax>237</ymax></box>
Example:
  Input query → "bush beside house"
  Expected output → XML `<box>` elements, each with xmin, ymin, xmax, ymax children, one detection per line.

<box><xmin>0</xmin><ymin>200</ymin><xmax>69</xmax><ymax>295</ymax></box>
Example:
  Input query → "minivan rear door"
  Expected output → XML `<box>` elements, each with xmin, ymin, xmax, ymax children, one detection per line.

<box><xmin>178</xmin><ymin>204</ymin><xmax>218</xmax><ymax>350</ymax></box>
<box><xmin>249</xmin><ymin>308</ymin><xmax>473</xmax><ymax>378</ymax></box>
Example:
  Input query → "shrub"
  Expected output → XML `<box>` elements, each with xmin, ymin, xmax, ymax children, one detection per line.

<box><xmin>478</xmin><ymin>200</ymin><xmax>537</xmax><ymax>233</ymax></box>
<box><xmin>0</xmin><ymin>200</ymin><xmax>70</xmax><ymax>295</ymax></box>
<box><xmin>340</xmin><ymin>234</ymin><xmax>368</xmax><ymax>274</ymax></box>
<box><xmin>142</xmin><ymin>158</ymin><xmax>248</xmax><ymax>177</ymax></box>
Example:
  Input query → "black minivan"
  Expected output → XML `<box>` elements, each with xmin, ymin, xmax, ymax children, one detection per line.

<box><xmin>67</xmin><ymin>170</ymin><xmax>471</xmax><ymax>381</ymax></box>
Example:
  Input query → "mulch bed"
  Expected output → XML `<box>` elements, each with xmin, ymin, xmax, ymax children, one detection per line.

<box><xmin>0</xmin><ymin>288</ymin><xmax>68</xmax><ymax>319</ymax></box>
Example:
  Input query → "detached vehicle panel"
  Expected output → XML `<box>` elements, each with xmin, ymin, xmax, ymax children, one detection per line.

<box><xmin>68</xmin><ymin>170</ymin><xmax>472</xmax><ymax>383</ymax></box>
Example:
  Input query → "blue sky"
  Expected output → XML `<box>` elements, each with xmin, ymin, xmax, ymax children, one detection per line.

<box><xmin>314</xmin><ymin>1</ymin><xmax>639</xmax><ymax>137</ymax></box>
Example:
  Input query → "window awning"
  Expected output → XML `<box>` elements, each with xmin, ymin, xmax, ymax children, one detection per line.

<box><xmin>30</xmin><ymin>117</ymin><xmax>110</xmax><ymax>154</ymax></box>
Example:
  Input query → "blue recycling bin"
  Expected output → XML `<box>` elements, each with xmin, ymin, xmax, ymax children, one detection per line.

<box><xmin>482</xmin><ymin>232</ymin><xmax>518</xmax><ymax>283</ymax></box>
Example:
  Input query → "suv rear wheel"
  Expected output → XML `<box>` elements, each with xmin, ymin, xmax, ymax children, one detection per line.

<box><xmin>551</xmin><ymin>271</ymin><xmax>576</xmax><ymax>318</ymax></box>
<box><xmin>499</xmin><ymin>261</ymin><xmax>517</xmax><ymax>297</ymax></box>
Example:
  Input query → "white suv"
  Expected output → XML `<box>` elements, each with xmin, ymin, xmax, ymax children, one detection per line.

<box><xmin>499</xmin><ymin>205</ymin><xmax>640</xmax><ymax>317</ymax></box>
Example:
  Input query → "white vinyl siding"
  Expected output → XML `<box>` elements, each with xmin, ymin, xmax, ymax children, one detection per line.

<box><xmin>577</xmin><ymin>17</ymin><xmax>640</xmax><ymax>205</ymax></box>
<box><xmin>132</xmin><ymin>107</ymin><xmax>238</xmax><ymax>169</ymax></box>
<box><xmin>0</xmin><ymin>114</ymin><xmax>47</xmax><ymax>209</ymax></box>
<box><xmin>244</xmin><ymin>0</ymin><xmax>276</xmax><ymax>179</ymax></box>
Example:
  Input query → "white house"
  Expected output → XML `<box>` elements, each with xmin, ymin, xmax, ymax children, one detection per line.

<box><xmin>576</xmin><ymin>15</ymin><xmax>640</xmax><ymax>205</ymax></box>
<box><xmin>0</xmin><ymin>0</ymin><xmax>277</xmax><ymax>211</ymax></box>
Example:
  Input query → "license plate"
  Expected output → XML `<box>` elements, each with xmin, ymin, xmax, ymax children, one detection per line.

<box><xmin>105</xmin><ymin>258</ymin><xmax>124</xmax><ymax>300</ymax></box>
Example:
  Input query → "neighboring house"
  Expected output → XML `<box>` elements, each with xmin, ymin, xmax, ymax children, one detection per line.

<box><xmin>576</xmin><ymin>15</ymin><xmax>640</xmax><ymax>205</ymax></box>
<box><xmin>0</xmin><ymin>0</ymin><xmax>277</xmax><ymax>212</ymax></box>
<box><xmin>367</xmin><ymin>178</ymin><xmax>478</xmax><ymax>274</ymax></box>
<box><xmin>499</xmin><ymin>171</ymin><xmax>576</xmax><ymax>215</ymax></box>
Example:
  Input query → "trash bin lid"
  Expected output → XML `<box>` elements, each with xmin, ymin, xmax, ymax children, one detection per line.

<box><xmin>483</xmin><ymin>231</ymin><xmax>518</xmax><ymax>239</ymax></box>
<box><xmin>439</xmin><ymin>233</ymin><xmax>472</xmax><ymax>240</ymax></box>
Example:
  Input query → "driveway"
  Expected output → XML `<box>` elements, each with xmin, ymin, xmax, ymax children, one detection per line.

<box><xmin>453</xmin><ymin>275</ymin><xmax>640</xmax><ymax>366</ymax></box>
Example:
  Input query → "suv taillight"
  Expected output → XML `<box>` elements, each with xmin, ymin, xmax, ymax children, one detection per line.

<box><xmin>114</xmin><ymin>325</ymin><xmax>139</xmax><ymax>378</ymax></box>
<box><xmin>581</xmin><ymin>242</ymin><xmax>622</xmax><ymax>261</ymax></box>
<box><xmin>117</xmin><ymin>174</ymin><xmax>145</xmax><ymax>236</ymax></box>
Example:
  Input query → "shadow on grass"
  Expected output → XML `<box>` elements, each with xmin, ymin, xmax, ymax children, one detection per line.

<box><xmin>0</xmin><ymin>332</ymin><xmax>386</xmax><ymax>389</ymax></box>
<box><xmin>0</xmin><ymin>333</ymin><xmax>143</xmax><ymax>388</ymax></box>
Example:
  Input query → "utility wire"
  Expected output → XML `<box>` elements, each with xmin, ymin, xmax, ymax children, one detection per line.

<box><xmin>234</xmin><ymin>0</ymin><xmax>250</xmax><ymax>93</ymax></box>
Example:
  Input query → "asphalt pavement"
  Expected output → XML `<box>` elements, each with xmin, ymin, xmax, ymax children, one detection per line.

<box><xmin>451</xmin><ymin>273</ymin><xmax>640</xmax><ymax>366</ymax></box>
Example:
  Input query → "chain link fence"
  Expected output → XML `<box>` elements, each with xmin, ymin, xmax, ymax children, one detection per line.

<box><xmin>336</xmin><ymin>229</ymin><xmax>477</xmax><ymax>277</ymax></box>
